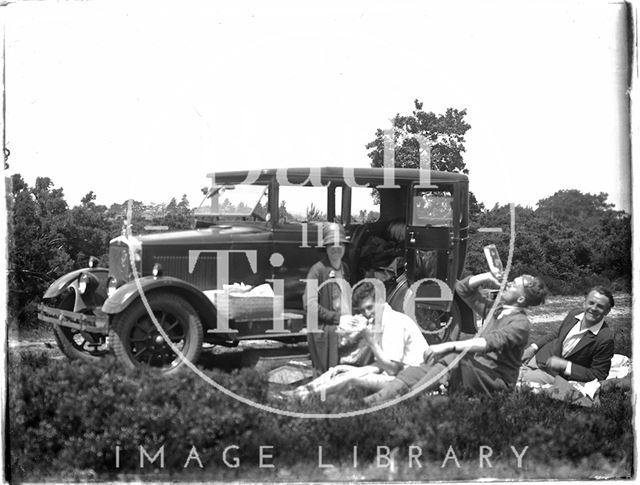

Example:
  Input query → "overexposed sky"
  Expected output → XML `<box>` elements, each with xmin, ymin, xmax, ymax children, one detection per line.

<box><xmin>4</xmin><ymin>0</ymin><xmax>632</xmax><ymax>211</ymax></box>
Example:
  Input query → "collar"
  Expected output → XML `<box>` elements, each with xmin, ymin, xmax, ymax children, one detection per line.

<box><xmin>322</xmin><ymin>257</ymin><xmax>343</xmax><ymax>275</ymax></box>
<box><xmin>321</xmin><ymin>256</ymin><xmax>342</xmax><ymax>269</ymax></box>
<box><xmin>497</xmin><ymin>304</ymin><xmax>525</xmax><ymax>318</ymax></box>
<box><xmin>574</xmin><ymin>312</ymin><xmax>605</xmax><ymax>335</ymax></box>
<box><xmin>370</xmin><ymin>303</ymin><xmax>391</xmax><ymax>328</ymax></box>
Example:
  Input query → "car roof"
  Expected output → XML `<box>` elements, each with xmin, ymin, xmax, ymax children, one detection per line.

<box><xmin>206</xmin><ymin>167</ymin><xmax>468</xmax><ymax>185</ymax></box>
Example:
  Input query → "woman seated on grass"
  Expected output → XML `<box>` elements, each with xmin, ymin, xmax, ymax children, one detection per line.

<box><xmin>288</xmin><ymin>281</ymin><xmax>429</xmax><ymax>400</ymax></box>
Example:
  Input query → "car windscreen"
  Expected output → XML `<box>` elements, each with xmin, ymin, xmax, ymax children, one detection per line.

<box><xmin>194</xmin><ymin>184</ymin><xmax>269</xmax><ymax>218</ymax></box>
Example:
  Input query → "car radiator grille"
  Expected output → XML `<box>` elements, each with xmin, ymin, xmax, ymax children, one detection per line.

<box><xmin>109</xmin><ymin>243</ymin><xmax>135</xmax><ymax>284</ymax></box>
<box><xmin>154</xmin><ymin>254</ymin><xmax>218</xmax><ymax>289</ymax></box>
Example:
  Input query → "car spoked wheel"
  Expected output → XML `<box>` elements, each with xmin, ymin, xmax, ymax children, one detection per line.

<box><xmin>53</xmin><ymin>295</ymin><xmax>109</xmax><ymax>361</ymax></box>
<box><xmin>110</xmin><ymin>292</ymin><xmax>203</xmax><ymax>374</ymax></box>
<box><xmin>129</xmin><ymin>310</ymin><xmax>190</xmax><ymax>366</ymax></box>
<box><xmin>415</xmin><ymin>300</ymin><xmax>461</xmax><ymax>346</ymax></box>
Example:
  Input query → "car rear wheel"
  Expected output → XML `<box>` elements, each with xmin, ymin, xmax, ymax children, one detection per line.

<box><xmin>52</xmin><ymin>294</ymin><xmax>109</xmax><ymax>361</ymax></box>
<box><xmin>387</xmin><ymin>276</ymin><xmax>461</xmax><ymax>345</ymax></box>
<box><xmin>415</xmin><ymin>299</ymin><xmax>461</xmax><ymax>345</ymax></box>
<box><xmin>109</xmin><ymin>292</ymin><xmax>203</xmax><ymax>374</ymax></box>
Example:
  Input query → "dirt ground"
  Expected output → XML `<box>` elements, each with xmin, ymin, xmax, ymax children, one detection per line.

<box><xmin>527</xmin><ymin>293</ymin><xmax>631</xmax><ymax>323</ymax></box>
<box><xmin>8</xmin><ymin>293</ymin><xmax>632</xmax><ymax>371</ymax></box>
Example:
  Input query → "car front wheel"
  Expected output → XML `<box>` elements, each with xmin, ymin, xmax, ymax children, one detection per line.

<box><xmin>109</xmin><ymin>292</ymin><xmax>203</xmax><ymax>374</ymax></box>
<box><xmin>52</xmin><ymin>294</ymin><xmax>109</xmax><ymax>361</ymax></box>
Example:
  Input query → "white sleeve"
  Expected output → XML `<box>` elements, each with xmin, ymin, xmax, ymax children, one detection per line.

<box><xmin>564</xmin><ymin>361</ymin><xmax>572</xmax><ymax>377</ymax></box>
<box><xmin>379</xmin><ymin>321</ymin><xmax>406</xmax><ymax>364</ymax></box>
<box><xmin>401</xmin><ymin>317</ymin><xmax>430</xmax><ymax>367</ymax></box>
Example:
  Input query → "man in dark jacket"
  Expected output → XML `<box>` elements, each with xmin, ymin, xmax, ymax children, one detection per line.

<box><xmin>365</xmin><ymin>271</ymin><xmax>548</xmax><ymax>403</ymax></box>
<box><xmin>519</xmin><ymin>287</ymin><xmax>615</xmax><ymax>384</ymax></box>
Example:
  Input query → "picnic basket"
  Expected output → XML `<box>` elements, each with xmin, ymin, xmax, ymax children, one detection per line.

<box><xmin>206</xmin><ymin>285</ymin><xmax>283</xmax><ymax>320</ymax></box>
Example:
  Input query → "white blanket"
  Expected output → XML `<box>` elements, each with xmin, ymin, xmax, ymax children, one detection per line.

<box><xmin>519</xmin><ymin>353</ymin><xmax>631</xmax><ymax>399</ymax></box>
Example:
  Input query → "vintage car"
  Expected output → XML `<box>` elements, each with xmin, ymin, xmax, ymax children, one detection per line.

<box><xmin>38</xmin><ymin>167</ymin><xmax>476</xmax><ymax>373</ymax></box>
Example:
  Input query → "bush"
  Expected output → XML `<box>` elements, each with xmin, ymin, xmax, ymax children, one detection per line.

<box><xmin>9</xmin><ymin>354</ymin><xmax>272</xmax><ymax>480</ymax></box>
<box><xmin>465</xmin><ymin>197</ymin><xmax>631</xmax><ymax>296</ymax></box>
<box><xmin>8</xmin><ymin>354</ymin><xmax>634</xmax><ymax>481</ymax></box>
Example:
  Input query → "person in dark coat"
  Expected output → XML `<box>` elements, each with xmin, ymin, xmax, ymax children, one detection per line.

<box><xmin>304</xmin><ymin>223</ymin><xmax>357</xmax><ymax>373</ymax></box>
<box><xmin>364</xmin><ymin>271</ymin><xmax>548</xmax><ymax>403</ymax></box>
<box><xmin>519</xmin><ymin>287</ymin><xmax>615</xmax><ymax>384</ymax></box>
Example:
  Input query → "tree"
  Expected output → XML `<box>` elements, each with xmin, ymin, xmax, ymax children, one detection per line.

<box><xmin>31</xmin><ymin>176</ymin><xmax>68</xmax><ymax>217</ymax></box>
<box><xmin>592</xmin><ymin>212</ymin><xmax>631</xmax><ymax>283</ymax></box>
<box><xmin>221</xmin><ymin>198</ymin><xmax>235</xmax><ymax>213</ymax></box>
<box><xmin>464</xmin><ymin>191</ymin><xmax>631</xmax><ymax>294</ymax></box>
<box><xmin>469</xmin><ymin>192</ymin><xmax>485</xmax><ymax>222</ymax></box>
<box><xmin>164</xmin><ymin>194</ymin><xmax>193</xmax><ymax>230</ymax></box>
<box><xmin>536</xmin><ymin>190</ymin><xmax>614</xmax><ymax>228</ymax></box>
<box><xmin>81</xmin><ymin>190</ymin><xmax>96</xmax><ymax>206</ymax></box>
<box><xmin>365</xmin><ymin>100</ymin><xmax>480</xmax><ymax>209</ymax></box>
<box><xmin>8</xmin><ymin>175</ymin><xmax>74</xmax><ymax>325</ymax></box>
<box><xmin>366</xmin><ymin>100</ymin><xmax>471</xmax><ymax>173</ymax></box>
<box><xmin>106</xmin><ymin>200</ymin><xmax>150</xmax><ymax>235</ymax></box>
<box><xmin>305</xmin><ymin>203</ymin><xmax>325</xmax><ymax>221</ymax></box>
<box><xmin>59</xmin><ymin>192</ymin><xmax>111</xmax><ymax>267</ymax></box>
<box><xmin>166</xmin><ymin>197</ymin><xmax>178</xmax><ymax>213</ymax></box>
<box><xmin>178</xmin><ymin>194</ymin><xmax>190</xmax><ymax>211</ymax></box>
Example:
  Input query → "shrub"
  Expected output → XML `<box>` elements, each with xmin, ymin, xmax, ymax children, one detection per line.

<box><xmin>8</xmin><ymin>355</ymin><xmax>274</xmax><ymax>480</ymax></box>
<box><xmin>8</xmin><ymin>354</ymin><xmax>634</xmax><ymax>481</ymax></box>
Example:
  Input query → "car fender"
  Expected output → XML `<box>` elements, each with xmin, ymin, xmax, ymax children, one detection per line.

<box><xmin>101</xmin><ymin>276</ymin><xmax>219</xmax><ymax>330</ymax></box>
<box><xmin>43</xmin><ymin>268</ymin><xmax>109</xmax><ymax>299</ymax></box>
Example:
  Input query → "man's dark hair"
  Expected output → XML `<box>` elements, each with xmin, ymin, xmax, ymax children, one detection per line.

<box><xmin>352</xmin><ymin>281</ymin><xmax>376</xmax><ymax>309</ymax></box>
<box><xmin>521</xmin><ymin>275</ymin><xmax>548</xmax><ymax>307</ymax></box>
<box><xmin>588</xmin><ymin>286</ymin><xmax>615</xmax><ymax>308</ymax></box>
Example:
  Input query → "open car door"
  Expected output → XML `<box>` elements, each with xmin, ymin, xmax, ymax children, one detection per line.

<box><xmin>404</xmin><ymin>184</ymin><xmax>460</xmax><ymax>344</ymax></box>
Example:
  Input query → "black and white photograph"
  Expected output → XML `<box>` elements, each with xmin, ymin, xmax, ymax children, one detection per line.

<box><xmin>2</xmin><ymin>0</ymin><xmax>635</xmax><ymax>482</ymax></box>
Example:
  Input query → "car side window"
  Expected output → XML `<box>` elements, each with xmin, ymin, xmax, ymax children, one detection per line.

<box><xmin>350</xmin><ymin>187</ymin><xmax>380</xmax><ymax>223</ymax></box>
<box><xmin>412</xmin><ymin>189</ymin><xmax>453</xmax><ymax>227</ymax></box>
<box><xmin>278</xmin><ymin>186</ymin><xmax>329</xmax><ymax>223</ymax></box>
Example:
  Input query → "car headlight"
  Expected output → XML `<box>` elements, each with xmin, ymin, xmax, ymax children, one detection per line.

<box><xmin>107</xmin><ymin>277</ymin><xmax>118</xmax><ymax>298</ymax></box>
<box><xmin>152</xmin><ymin>263</ymin><xmax>163</xmax><ymax>278</ymax></box>
<box><xmin>78</xmin><ymin>272</ymin><xmax>99</xmax><ymax>295</ymax></box>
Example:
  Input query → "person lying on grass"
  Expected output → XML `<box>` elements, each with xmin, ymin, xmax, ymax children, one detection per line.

<box><xmin>287</xmin><ymin>281</ymin><xmax>429</xmax><ymax>400</ymax></box>
<box><xmin>519</xmin><ymin>286</ymin><xmax>615</xmax><ymax>385</ymax></box>
<box><xmin>364</xmin><ymin>272</ymin><xmax>548</xmax><ymax>404</ymax></box>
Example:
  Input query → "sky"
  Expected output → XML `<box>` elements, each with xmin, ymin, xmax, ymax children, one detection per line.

<box><xmin>3</xmin><ymin>0</ymin><xmax>632</xmax><ymax>212</ymax></box>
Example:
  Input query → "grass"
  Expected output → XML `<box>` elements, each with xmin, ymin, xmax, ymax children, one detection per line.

<box><xmin>52</xmin><ymin>456</ymin><xmax>629</xmax><ymax>482</ymax></box>
<box><xmin>7</xmin><ymin>293</ymin><xmax>634</xmax><ymax>482</ymax></box>
<box><xmin>8</xmin><ymin>355</ymin><xmax>633</xmax><ymax>481</ymax></box>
